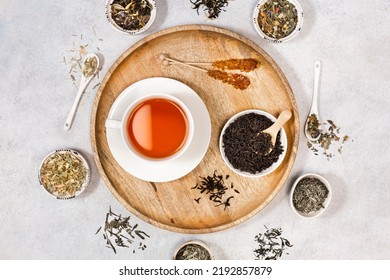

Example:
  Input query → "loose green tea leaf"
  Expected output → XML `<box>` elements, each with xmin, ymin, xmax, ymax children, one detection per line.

<box><xmin>175</xmin><ymin>244</ymin><xmax>211</xmax><ymax>260</ymax></box>
<box><xmin>292</xmin><ymin>177</ymin><xmax>329</xmax><ymax>214</ymax></box>
<box><xmin>254</xmin><ymin>226</ymin><xmax>293</xmax><ymax>260</ymax></box>
<box><xmin>190</xmin><ymin>0</ymin><xmax>229</xmax><ymax>19</ymax></box>
<box><xmin>96</xmin><ymin>207</ymin><xmax>150</xmax><ymax>254</ymax></box>
<box><xmin>110</xmin><ymin>0</ymin><xmax>153</xmax><ymax>30</ymax></box>
<box><xmin>257</xmin><ymin>0</ymin><xmax>298</xmax><ymax>40</ymax></box>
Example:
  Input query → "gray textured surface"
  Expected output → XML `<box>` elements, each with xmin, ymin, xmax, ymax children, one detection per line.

<box><xmin>0</xmin><ymin>0</ymin><xmax>389</xmax><ymax>260</ymax></box>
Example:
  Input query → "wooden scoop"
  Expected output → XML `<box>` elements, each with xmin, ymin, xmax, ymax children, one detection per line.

<box><xmin>262</xmin><ymin>110</ymin><xmax>292</xmax><ymax>150</ymax></box>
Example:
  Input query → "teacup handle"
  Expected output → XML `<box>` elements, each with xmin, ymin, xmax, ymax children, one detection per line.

<box><xmin>105</xmin><ymin>119</ymin><xmax>122</xmax><ymax>129</ymax></box>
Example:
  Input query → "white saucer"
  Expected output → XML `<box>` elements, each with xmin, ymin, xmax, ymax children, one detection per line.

<box><xmin>106</xmin><ymin>77</ymin><xmax>211</xmax><ymax>182</ymax></box>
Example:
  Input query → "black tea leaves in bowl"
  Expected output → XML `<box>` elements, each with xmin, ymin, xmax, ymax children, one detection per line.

<box><xmin>222</xmin><ymin>112</ymin><xmax>284</xmax><ymax>175</ymax></box>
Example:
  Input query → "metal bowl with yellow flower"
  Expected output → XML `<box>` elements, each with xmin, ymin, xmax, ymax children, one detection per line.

<box><xmin>38</xmin><ymin>149</ymin><xmax>90</xmax><ymax>199</ymax></box>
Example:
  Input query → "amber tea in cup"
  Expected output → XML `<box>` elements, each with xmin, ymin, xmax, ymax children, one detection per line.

<box><xmin>126</xmin><ymin>97</ymin><xmax>189</xmax><ymax>159</ymax></box>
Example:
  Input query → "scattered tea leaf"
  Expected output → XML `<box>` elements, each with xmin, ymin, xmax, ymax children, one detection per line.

<box><xmin>191</xmin><ymin>171</ymin><xmax>240</xmax><ymax>210</ymax></box>
<box><xmin>97</xmin><ymin>207</ymin><xmax>150</xmax><ymax>254</ymax></box>
<box><xmin>254</xmin><ymin>226</ymin><xmax>293</xmax><ymax>260</ymax></box>
<box><xmin>190</xmin><ymin>0</ymin><xmax>229</xmax><ymax>19</ymax></box>
<box><xmin>63</xmin><ymin>29</ymin><xmax>103</xmax><ymax>86</ymax></box>
<box><xmin>307</xmin><ymin>118</ymin><xmax>351</xmax><ymax>159</ymax></box>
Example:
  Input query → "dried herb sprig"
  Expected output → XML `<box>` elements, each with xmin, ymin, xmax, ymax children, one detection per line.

<box><xmin>191</xmin><ymin>171</ymin><xmax>240</xmax><ymax>210</ymax></box>
<box><xmin>190</xmin><ymin>0</ymin><xmax>229</xmax><ymax>19</ymax></box>
<box><xmin>110</xmin><ymin>0</ymin><xmax>153</xmax><ymax>30</ymax></box>
<box><xmin>96</xmin><ymin>207</ymin><xmax>150</xmax><ymax>254</ymax></box>
<box><xmin>254</xmin><ymin>226</ymin><xmax>293</xmax><ymax>260</ymax></box>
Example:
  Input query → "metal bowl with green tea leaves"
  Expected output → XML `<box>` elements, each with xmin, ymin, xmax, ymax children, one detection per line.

<box><xmin>38</xmin><ymin>149</ymin><xmax>90</xmax><ymax>199</ymax></box>
<box><xmin>290</xmin><ymin>173</ymin><xmax>332</xmax><ymax>218</ymax></box>
<box><xmin>253</xmin><ymin>0</ymin><xmax>304</xmax><ymax>43</ymax></box>
<box><xmin>106</xmin><ymin>0</ymin><xmax>157</xmax><ymax>35</ymax></box>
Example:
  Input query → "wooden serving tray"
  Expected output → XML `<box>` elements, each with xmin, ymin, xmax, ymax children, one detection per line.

<box><xmin>91</xmin><ymin>25</ymin><xmax>299</xmax><ymax>233</ymax></box>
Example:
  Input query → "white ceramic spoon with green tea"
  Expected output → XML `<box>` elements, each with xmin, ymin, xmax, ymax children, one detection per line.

<box><xmin>262</xmin><ymin>110</ymin><xmax>292</xmax><ymax>152</ymax></box>
<box><xmin>64</xmin><ymin>53</ymin><xmax>101</xmax><ymax>131</ymax></box>
<box><xmin>304</xmin><ymin>60</ymin><xmax>322</xmax><ymax>142</ymax></box>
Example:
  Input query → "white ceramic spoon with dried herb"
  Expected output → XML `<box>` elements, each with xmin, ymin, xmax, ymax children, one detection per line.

<box><xmin>64</xmin><ymin>53</ymin><xmax>100</xmax><ymax>131</ymax></box>
<box><xmin>304</xmin><ymin>60</ymin><xmax>322</xmax><ymax>142</ymax></box>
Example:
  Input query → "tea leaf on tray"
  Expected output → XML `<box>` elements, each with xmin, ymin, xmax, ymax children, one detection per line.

<box><xmin>191</xmin><ymin>170</ymin><xmax>240</xmax><ymax>210</ymax></box>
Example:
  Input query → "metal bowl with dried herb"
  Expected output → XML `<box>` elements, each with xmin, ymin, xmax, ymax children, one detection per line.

<box><xmin>38</xmin><ymin>149</ymin><xmax>90</xmax><ymax>199</ymax></box>
<box><xmin>106</xmin><ymin>0</ymin><xmax>157</xmax><ymax>35</ymax></box>
<box><xmin>290</xmin><ymin>173</ymin><xmax>332</xmax><ymax>218</ymax></box>
<box><xmin>173</xmin><ymin>240</ymin><xmax>213</xmax><ymax>260</ymax></box>
<box><xmin>253</xmin><ymin>0</ymin><xmax>304</xmax><ymax>43</ymax></box>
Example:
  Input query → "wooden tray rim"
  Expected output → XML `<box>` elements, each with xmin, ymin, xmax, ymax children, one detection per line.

<box><xmin>90</xmin><ymin>24</ymin><xmax>300</xmax><ymax>234</ymax></box>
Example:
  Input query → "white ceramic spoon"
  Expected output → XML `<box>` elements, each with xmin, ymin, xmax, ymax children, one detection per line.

<box><xmin>64</xmin><ymin>53</ymin><xmax>101</xmax><ymax>131</ymax></box>
<box><xmin>304</xmin><ymin>60</ymin><xmax>322</xmax><ymax>142</ymax></box>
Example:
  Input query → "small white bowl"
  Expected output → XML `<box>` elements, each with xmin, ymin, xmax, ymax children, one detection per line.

<box><xmin>219</xmin><ymin>109</ymin><xmax>288</xmax><ymax>178</ymax></box>
<box><xmin>173</xmin><ymin>240</ymin><xmax>214</xmax><ymax>260</ymax></box>
<box><xmin>105</xmin><ymin>0</ymin><xmax>157</xmax><ymax>35</ymax></box>
<box><xmin>253</xmin><ymin>0</ymin><xmax>304</xmax><ymax>43</ymax></box>
<box><xmin>38</xmin><ymin>149</ymin><xmax>91</xmax><ymax>200</ymax></box>
<box><xmin>290</xmin><ymin>173</ymin><xmax>332</xmax><ymax>218</ymax></box>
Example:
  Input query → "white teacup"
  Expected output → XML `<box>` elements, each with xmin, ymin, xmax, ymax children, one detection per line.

<box><xmin>105</xmin><ymin>94</ymin><xmax>194</xmax><ymax>163</ymax></box>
